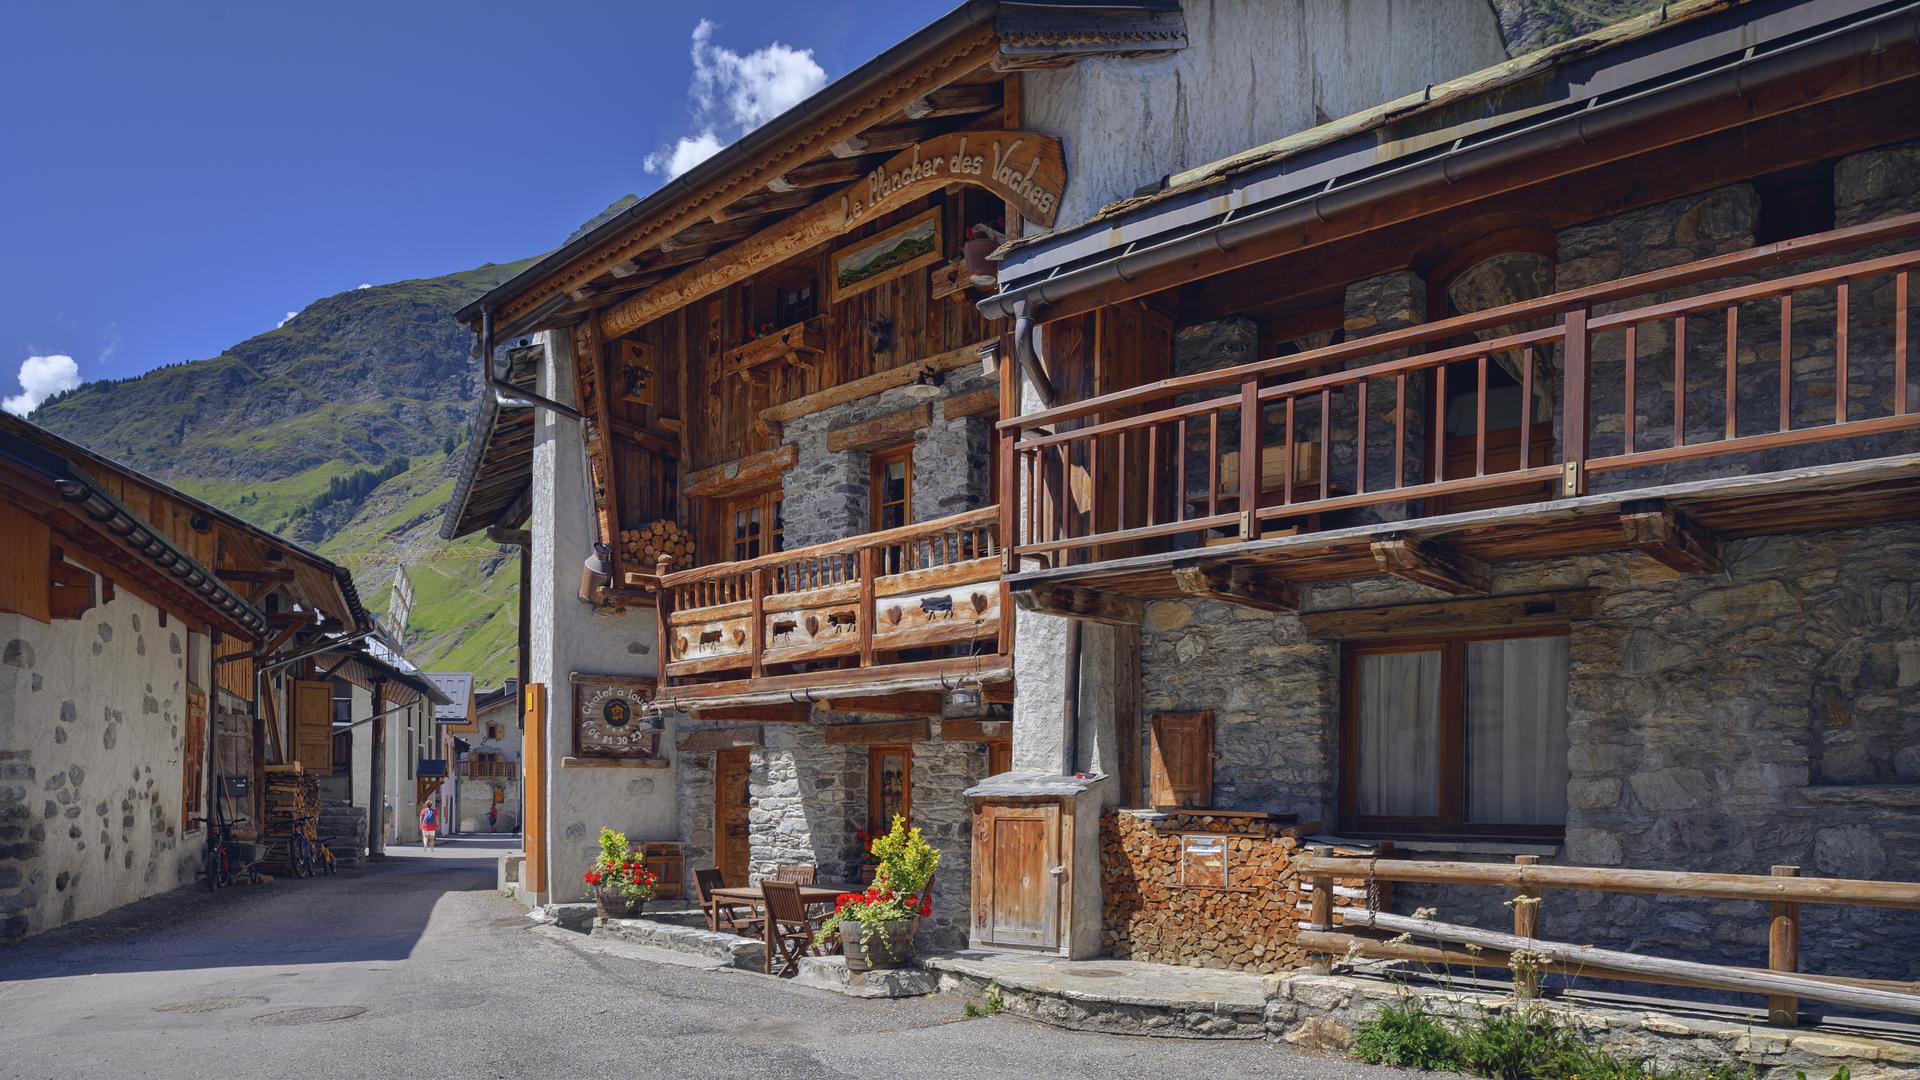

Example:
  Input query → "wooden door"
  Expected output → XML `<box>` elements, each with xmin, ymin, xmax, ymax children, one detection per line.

<box><xmin>973</xmin><ymin>801</ymin><xmax>1062</xmax><ymax>950</ymax></box>
<box><xmin>715</xmin><ymin>748</ymin><xmax>752</xmax><ymax>885</ymax></box>
<box><xmin>1149</xmin><ymin>711</ymin><xmax>1214</xmax><ymax>809</ymax></box>
<box><xmin>292</xmin><ymin>679</ymin><xmax>333</xmax><ymax>772</ymax></box>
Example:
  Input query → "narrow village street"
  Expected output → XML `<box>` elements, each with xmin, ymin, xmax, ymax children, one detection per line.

<box><xmin>0</xmin><ymin>839</ymin><xmax>1411</xmax><ymax>1080</ymax></box>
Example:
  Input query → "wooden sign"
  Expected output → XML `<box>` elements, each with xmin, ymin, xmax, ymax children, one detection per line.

<box><xmin>600</xmin><ymin>130</ymin><xmax>1067</xmax><ymax>338</ymax></box>
<box><xmin>831</xmin><ymin>208</ymin><xmax>941</xmax><ymax>302</ymax></box>
<box><xmin>570</xmin><ymin>672</ymin><xmax>662</xmax><ymax>759</ymax></box>
<box><xmin>837</xmin><ymin>131</ymin><xmax>1064</xmax><ymax>232</ymax></box>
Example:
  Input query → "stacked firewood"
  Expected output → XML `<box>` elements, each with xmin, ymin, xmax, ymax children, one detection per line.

<box><xmin>260</xmin><ymin>764</ymin><xmax>320</xmax><ymax>875</ymax></box>
<box><xmin>619</xmin><ymin>519</ymin><xmax>694</xmax><ymax>571</ymax></box>
<box><xmin>1099</xmin><ymin>809</ymin><xmax>1379</xmax><ymax>974</ymax></box>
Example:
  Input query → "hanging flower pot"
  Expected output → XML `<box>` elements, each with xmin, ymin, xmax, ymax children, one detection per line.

<box><xmin>962</xmin><ymin>238</ymin><xmax>998</xmax><ymax>285</ymax></box>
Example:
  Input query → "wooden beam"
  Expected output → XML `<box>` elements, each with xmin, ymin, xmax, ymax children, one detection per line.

<box><xmin>681</xmin><ymin>443</ymin><xmax>798</xmax><ymax>499</ymax></box>
<box><xmin>823</xmin><ymin>718</ymin><xmax>932</xmax><ymax>745</ymax></box>
<box><xmin>710</xmin><ymin>188</ymin><xmax>817</xmax><ymax>223</ymax></box>
<box><xmin>765</xmin><ymin>155</ymin><xmax>883</xmax><ymax>192</ymax></box>
<box><xmin>903</xmin><ymin>83</ymin><xmax>1001</xmax><ymax>120</ymax></box>
<box><xmin>1370</xmin><ymin>533</ymin><xmax>1489</xmax><ymax>595</ymax></box>
<box><xmin>689</xmin><ymin>704</ymin><xmax>812</xmax><ymax>724</ymax></box>
<box><xmin>676</xmin><ymin>727</ymin><xmax>763</xmax><ymax>752</ymax></box>
<box><xmin>942</xmin><ymin>385</ymin><xmax>999</xmax><ymax>420</ymax></box>
<box><xmin>1299</xmin><ymin>589</ymin><xmax>1594</xmax><ymax>640</ymax></box>
<box><xmin>1169</xmin><ymin>560</ymin><xmax>1297</xmax><ymax>612</ymax></box>
<box><xmin>1622</xmin><ymin>498</ymin><xmax>1722</xmax><ymax>575</ymax></box>
<box><xmin>266</xmin><ymin>611</ymin><xmax>315</xmax><ymax>629</ymax></box>
<box><xmin>825</xmin><ymin>403</ymin><xmax>932</xmax><ymax>454</ymax></box>
<box><xmin>486</xmin><ymin>527</ymin><xmax>533</xmax><ymax>547</ymax></box>
<box><xmin>657</xmin><ymin>217</ymin><xmax>764</xmax><ymax>252</ymax></box>
<box><xmin>216</xmin><ymin>568</ymin><xmax>295</xmax><ymax>583</ymax></box>
<box><xmin>941</xmin><ymin>718</ymin><xmax>1012</xmax><ymax>742</ymax></box>
<box><xmin>47</xmin><ymin>557</ymin><xmax>95</xmax><ymax>621</ymax></box>
<box><xmin>1011</xmin><ymin>583</ymin><xmax>1142</xmax><ymax>626</ymax></box>
<box><xmin>760</xmin><ymin>340</ymin><xmax>990</xmax><ymax>425</ymax></box>
<box><xmin>830</xmin><ymin>121</ymin><xmax>947</xmax><ymax>158</ymax></box>
<box><xmin>820</xmin><ymin>692</ymin><xmax>944</xmax><ymax>717</ymax></box>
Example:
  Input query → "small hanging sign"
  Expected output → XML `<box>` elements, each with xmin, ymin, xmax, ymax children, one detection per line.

<box><xmin>569</xmin><ymin>672</ymin><xmax>662</xmax><ymax>759</ymax></box>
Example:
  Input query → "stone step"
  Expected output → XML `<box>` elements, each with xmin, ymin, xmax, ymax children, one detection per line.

<box><xmin>922</xmin><ymin>954</ymin><xmax>1269</xmax><ymax>1040</ymax></box>
<box><xmin>590</xmin><ymin>912</ymin><xmax>766</xmax><ymax>971</ymax></box>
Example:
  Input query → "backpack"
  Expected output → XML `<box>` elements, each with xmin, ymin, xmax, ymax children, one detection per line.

<box><xmin>422</xmin><ymin>805</ymin><xmax>436</xmax><ymax>827</ymax></box>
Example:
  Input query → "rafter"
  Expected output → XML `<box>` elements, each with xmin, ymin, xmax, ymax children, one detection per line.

<box><xmin>766</xmin><ymin>156</ymin><xmax>880</xmax><ymax>192</ymax></box>
<box><xmin>903</xmin><ymin>83</ymin><xmax>1002</xmax><ymax>120</ymax></box>
<box><xmin>1621</xmin><ymin>499</ymin><xmax>1722</xmax><ymax>575</ymax></box>
<box><xmin>1170</xmin><ymin>560</ymin><xmax>1298</xmax><ymax>612</ymax></box>
<box><xmin>1011</xmin><ymin>582</ymin><xmax>1142</xmax><ymax>626</ymax></box>
<box><xmin>831</xmin><ymin>120</ymin><xmax>948</xmax><ymax>158</ymax></box>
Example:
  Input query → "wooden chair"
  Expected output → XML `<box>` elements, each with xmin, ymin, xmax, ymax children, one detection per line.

<box><xmin>772</xmin><ymin>864</ymin><xmax>815</xmax><ymax>884</ymax></box>
<box><xmin>694</xmin><ymin>868</ymin><xmax>759</xmax><ymax>936</ymax></box>
<box><xmin>762</xmin><ymin>880</ymin><xmax>829</xmax><ymax>977</ymax></box>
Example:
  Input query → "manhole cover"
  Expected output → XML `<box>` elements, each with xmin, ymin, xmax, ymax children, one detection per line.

<box><xmin>251</xmin><ymin>1006</ymin><xmax>368</xmax><ymax>1026</ymax></box>
<box><xmin>154</xmin><ymin>996</ymin><xmax>268</xmax><ymax>1013</ymax></box>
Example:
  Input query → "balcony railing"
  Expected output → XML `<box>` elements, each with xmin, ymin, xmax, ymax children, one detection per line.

<box><xmin>997</xmin><ymin>212</ymin><xmax>1920</xmax><ymax>563</ymax></box>
<box><xmin>657</xmin><ymin>506</ymin><xmax>1004</xmax><ymax>686</ymax></box>
<box><xmin>459</xmin><ymin>759</ymin><xmax>518</xmax><ymax>780</ymax></box>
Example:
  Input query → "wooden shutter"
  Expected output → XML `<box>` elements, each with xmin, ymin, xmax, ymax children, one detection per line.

<box><xmin>1149</xmin><ymin>711</ymin><xmax>1214</xmax><ymax>810</ymax></box>
<box><xmin>0</xmin><ymin>503</ymin><xmax>51</xmax><ymax>622</ymax></box>
<box><xmin>522</xmin><ymin>683</ymin><xmax>547</xmax><ymax>896</ymax></box>
<box><xmin>292</xmin><ymin>679</ymin><xmax>333</xmax><ymax>772</ymax></box>
<box><xmin>182</xmin><ymin>689</ymin><xmax>207</xmax><ymax>829</ymax></box>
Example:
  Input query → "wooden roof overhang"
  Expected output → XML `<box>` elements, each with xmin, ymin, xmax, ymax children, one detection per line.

<box><xmin>1006</xmin><ymin>454</ymin><xmax>1920</xmax><ymax>614</ymax></box>
<box><xmin>983</xmin><ymin>0</ymin><xmax>1920</xmax><ymax>324</ymax></box>
<box><xmin>0</xmin><ymin>416</ymin><xmax>368</xmax><ymax>634</ymax></box>
<box><xmin>456</xmin><ymin>3</ymin><xmax>1187</xmax><ymax>341</ymax></box>
<box><xmin>0</xmin><ymin>425</ymin><xmax>266</xmax><ymax>639</ymax></box>
<box><xmin>441</xmin><ymin>343</ymin><xmax>539</xmax><ymax>539</ymax></box>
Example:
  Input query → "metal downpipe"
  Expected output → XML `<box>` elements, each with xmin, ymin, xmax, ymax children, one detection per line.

<box><xmin>482</xmin><ymin>309</ymin><xmax>584</xmax><ymax>421</ymax></box>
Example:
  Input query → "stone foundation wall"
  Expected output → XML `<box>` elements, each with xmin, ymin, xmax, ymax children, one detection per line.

<box><xmin>1134</xmin><ymin>519</ymin><xmax>1920</xmax><ymax>982</ymax></box>
<box><xmin>1267</xmin><ymin>974</ymin><xmax>1920</xmax><ymax>1080</ymax></box>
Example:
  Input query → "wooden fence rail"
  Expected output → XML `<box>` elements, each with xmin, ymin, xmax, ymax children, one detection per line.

<box><xmin>1295</xmin><ymin>849</ymin><xmax>1920</xmax><ymax>1026</ymax></box>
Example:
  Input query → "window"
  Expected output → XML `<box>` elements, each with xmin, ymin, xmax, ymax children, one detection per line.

<box><xmin>330</xmin><ymin>679</ymin><xmax>354</xmax><ymax>725</ymax></box>
<box><xmin>870</xmin><ymin>445</ymin><xmax>913</xmax><ymax>531</ymax></box>
<box><xmin>725</xmin><ymin>488</ymin><xmax>784</xmax><ymax>562</ymax></box>
<box><xmin>486</xmin><ymin>723</ymin><xmax>502</xmax><ymax>741</ymax></box>
<box><xmin>868</xmin><ymin>746</ymin><xmax>912</xmax><ymax>831</ymax></box>
<box><xmin>1341</xmin><ymin>631</ymin><xmax>1569</xmax><ymax>836</ymax></box>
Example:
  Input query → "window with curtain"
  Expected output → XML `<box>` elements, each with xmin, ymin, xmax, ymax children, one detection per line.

<box><xmin>1342</xmin><ymin>631</ymin><xmax>1569</xmax><ymax>835</ymax></box>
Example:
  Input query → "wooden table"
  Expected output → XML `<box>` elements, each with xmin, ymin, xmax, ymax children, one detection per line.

<box><xmin>710</xmin><ymin>883</ymin><xmax>849</xmax><ymax>910</ymax></box>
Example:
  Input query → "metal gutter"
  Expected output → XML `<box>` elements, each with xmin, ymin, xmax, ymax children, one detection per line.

<box><xmin>979</xmin><ymin>0</ymin><xmax>1920</xmax><ymax>320</ymax></box>
<box><xmin>454</xmin><ymin>0</ymin><xmax>1002</xmax><ymax>327</ymax></box>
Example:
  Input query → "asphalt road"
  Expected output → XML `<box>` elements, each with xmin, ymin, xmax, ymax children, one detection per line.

<box><xmin>0</xmin><ymin>837</ymin><xmax>1414</xmax><ymax>1080</ymax></box>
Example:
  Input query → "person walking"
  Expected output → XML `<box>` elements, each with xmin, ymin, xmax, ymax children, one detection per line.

<box><xmin>487</xmin><ymin>801</ymin><xmax>498</xmax><ymax>833</ymax></box>
<box><xmin>420</xmin><ymin>801</ymin><xmax>438</xmax><ymax>850</ymax></box>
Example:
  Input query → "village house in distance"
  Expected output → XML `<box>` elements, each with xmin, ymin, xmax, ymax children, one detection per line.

<box><xmin>439</xmin><ymin>0</ymin><xmax>1920</xmax><ymax>1064</ymax></box>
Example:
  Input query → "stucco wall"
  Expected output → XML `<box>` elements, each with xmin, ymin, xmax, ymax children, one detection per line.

<box><xmin>531</xmin><ymin>330</ymin><xmax>677</xmax><ymax>902</ymax></box>
<box><xmin>1023</xmin><ymin>0</ymin><xmax>1511</xmax><ymax>230</ymax></box>
<box><xmin>0</xmin><ymin>580</ymin><xmax>211</xmax><ymax>941</ymax></box>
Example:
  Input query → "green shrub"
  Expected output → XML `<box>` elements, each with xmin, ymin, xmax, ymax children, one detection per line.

<box><xmin>1353</xmin><ymin>999</ymin><xmax>1461</xmax><ymax>1070</ymax></box>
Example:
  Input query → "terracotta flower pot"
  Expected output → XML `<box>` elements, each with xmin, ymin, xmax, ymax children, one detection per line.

<box><xmin>596</xmin><ymin>892</ymin><xmax>645</xmax><ymax>919</ymax></box>
<box><xmin>841</xmin><ymin>917</ymin><xmax>917</xmax><ymax>972</ymax></box>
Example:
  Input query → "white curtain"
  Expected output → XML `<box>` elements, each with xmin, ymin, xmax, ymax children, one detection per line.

<box><xmin>1466</xmin><ymin>637</ymin><xmax>1569</xmax><ymax>825</ymax></box>
<box><xmin>1355</xmin><ymin>651</ymin><xmax>1441</xmax><ymax>817</ymax></box>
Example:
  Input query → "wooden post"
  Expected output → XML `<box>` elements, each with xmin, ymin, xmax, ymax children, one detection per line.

<box><xmin>1561</xmin><ymin>305</ymin><xmax>1589</xmax><ymax>497</ymax></box>
<box><xmin>1238</xmin><ymin>375</ymin><xmax>1263</xmax><ymax>541</ymax></box>
<box><xmin>1513</xmin><ymin>853</ymin><xmax>1541</xmax><ymax>999</ymax></box>
<box><xmin>748</xmin><ymin>567</ymin><xmax>765</xmax><ymax>679</ymax></box>
<box><xmin>1769</xmin><ymin>864</ymin><xmax>1801</xmax><ymax>1027</ymax></box>
<box><xmin>857</xmin><ymin>546</ymin><xmax>876</xmax><ymax>667</ymax></box>
<box><xmin>367</xmin><ymin>677</ymin><xmax>385</xmax><ymax>861</ymax></box>
<box><xmin>1308</xmin><ymin>844</ymin><xmax>1335</xmax><ymax>975</ymax></box>
<box><xmin>654</xmin><ymin>554</ymin><xmax>674</xmax><ymax>682</ymax></box>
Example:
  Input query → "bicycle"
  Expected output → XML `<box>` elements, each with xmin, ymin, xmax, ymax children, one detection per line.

<box><xmin>288</xmin><ymin>827</ymin><xmax>316</xmax><ymax>879</ymax></box>
<box><xmin>314</xmin><ymin>840</ymin><xmax>337</xmax><ymax>876</ymax></box>
<box><xmin>192</xmin><ymin>814</ymin><xmax>248</xmax><ymax>892</ymax></box>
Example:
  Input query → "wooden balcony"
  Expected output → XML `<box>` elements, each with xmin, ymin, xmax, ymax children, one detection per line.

<box><xmin>459</xmin><ymin>759</ymin><xmax>518</xmax><ymax>780</ymax></box>
<box><xmin>656</xmin><ymin>507</ymin><xmax>1008</xmax><ymax>705</ymax></box>
<box><xmin>998</xmin><ymin>213</ymin><xmax>1920</xmax><ymax>611</ymax></box>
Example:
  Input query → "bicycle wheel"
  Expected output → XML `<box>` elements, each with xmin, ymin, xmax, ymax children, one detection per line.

<box><xmin>292</xmin><ymin>834</ymin><xmax>313</xmax><ymax>879</ymax></box>
<box><xmin>205</xmin><ymin>844</ymin><xmax>224</xmax><ymax>892</ymax></box>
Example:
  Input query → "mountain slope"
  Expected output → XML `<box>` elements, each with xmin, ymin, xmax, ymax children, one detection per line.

<box><xmin>31</xmin><ymin>257</ymin><xmax>541</xmax><ymax>685</ymax></box>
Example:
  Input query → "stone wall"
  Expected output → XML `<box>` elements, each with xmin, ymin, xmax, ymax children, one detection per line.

<box><xmin>909</xmin><ymin>730</ymin><xmax>985</xmax><ymax>949</ymax></box>
<box><xmin>0</xmin><ymin>582</ymin><xmax>210</xmax><ymax>942</ymax></box>
<box><xmin>1132</xmin><ymin>519</ymin><xmax>1920</xmax><ymax>982</ymax></box>
<box><xmin>780</xmin><ymin>365</ymin><xmax>995</xmax><ymax>549</ymax></box>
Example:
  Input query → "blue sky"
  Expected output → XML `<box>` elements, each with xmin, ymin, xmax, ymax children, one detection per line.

<box><xmin>0</xmin><ymin>0</ymin><xmax>953</xmax><ymax>412</ymax></box>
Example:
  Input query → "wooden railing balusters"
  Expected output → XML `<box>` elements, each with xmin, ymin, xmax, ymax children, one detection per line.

<box><xmin>1780</xmin><ymin>293</ymin><xmax>1793</xmax><ymax>432</ymax></box>
<box><xmin>1117</xmin><ymin>428</ymin><xmax>1129</xmax><ymax>530</ymax></box>
<box><xmin>1513</xmin><ymin>853</ymin><xmax>1541</xmax><ymax>999</ymax></box>
<box><xmin>1725</xmin><ymin>303</ymin><xmax>1739</xmax><ymax>441</ymax></box>
<box><xmin>1319</xmin><ymin>389</ymin><xmax>1331</xmax><ymax>498</ymax></box>
<box><xmin>1284</xmin><ymin>397</ymin><xmax>1296</xmax><ymax>506</ymax></box>
<box><xmin>857</xmin><ymin>545</ymin><xmax>876</xmax><ymax>667</ymax></box>
<box><xmin>1521</xmin><ymin>346</ymin><xmax>1535</xmax><ymax>468</ymax></box>
<box><xmin>1624</xmin><ymin>325</ymin><xmax>1637</xmax><ymax>454</ymax></box>
<box><xmin>1476</xmin><ymin>354</ymin><xmax>1489</xmax><ymax>477</ymax></box>
<box><xmin>1207</xmin><ymin>413</ymin><xmax>1219</xmax><ymax>519</ymax></box>
<box><xmin>1563</xmin><ymin>306</ymin><xmax>1590</xmax><ymax>496</ymax></box>
<box><xmin>1898</xmin><ymin>271</ymin><xmax>1910</xmax><ymax>416</ymax></box>
<box><xmin>749</xmin><ymin>568</ymin><xmax>765</xmax><ymax>679</ymax></box>
<box><xmin>1240</xmin><ymin>376</ymin><xmax>1262</xmax><ymax>540</ymax></box>
<box><xmin>1434</xmin><ymin>364</ymin><xmax>1448</xmax><ymax>484</ymax></box>
<box><xmin>1146</xmin><ymin>423</ymin><xmax>1160</xmax><ymax>526</ymax></box>
<box><xmin>1356</xmin><ymin>380</ymin><xmax>1369</xmax><ymax>495</ymax></box>
<box><xmin>1674</xmin><ymin>312</ymin><xmax>1688</xmax><ymax>448</ymax></box>
<box><xmin>1395</xmin><ymin>373</ymin><xmax>1407</xmax><ymax>489</ymax></box>
<box><xmin>1837</xmin><ymin>279</ymin><xmax>1849</xmax><ymax>424</ymax></box>
<box><xmin>1176</xmin><ymin>417</ymin><xmax>1189</xmax><ymax>523</ymax></box>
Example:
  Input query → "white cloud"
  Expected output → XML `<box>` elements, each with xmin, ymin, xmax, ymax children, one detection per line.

<box><xmin>3</xmin><ymin>354</ymin><xmax>81</xmax><ymax>417</ymax></box>
<box><xmin>644</xmin><ymin>19</ymin><xmax>826</xmax><ymax>179</ymax></box>
<box><xmin>277</xmin><ymin>310</ymin><xmax>299</xmax><ymax>328</ymax></box>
